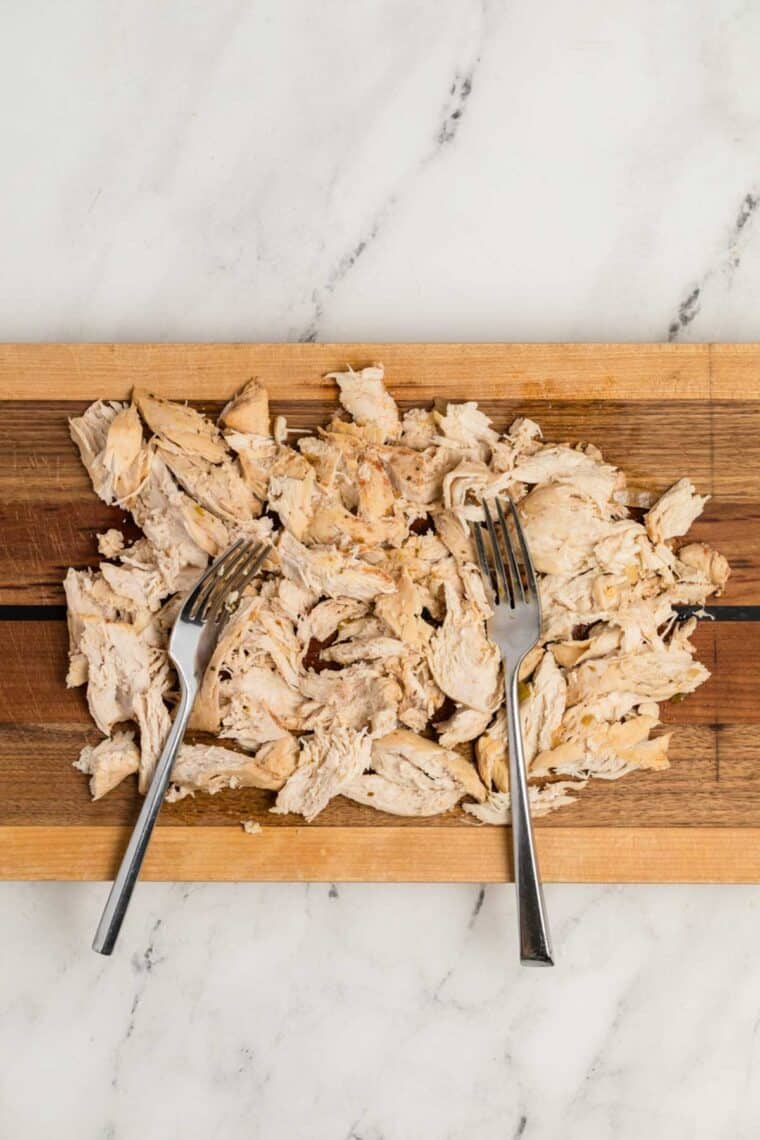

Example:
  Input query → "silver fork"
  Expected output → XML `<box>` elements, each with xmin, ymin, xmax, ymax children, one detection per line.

<box><xmin>471</xmin><ymin>497</ymin><xmax>554</xmax><ymax>967</ymax></box>
<box><xmin>93</xmin><ymin>537</ymin><xmax>270</xmax><ymax>956</ymax></box>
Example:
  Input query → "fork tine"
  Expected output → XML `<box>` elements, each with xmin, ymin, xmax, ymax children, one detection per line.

<box><xmin>195</xmin><ymin>540</ymin><xmax>257</xmax><ymax>620</ymax></box>
<box><xmin>507</xmin><ymin>495</ymin><xmax>539</xmax><ymax>599</ymax></box>
<box><xmin>203</xmin><ymin>542</ymin><xmax>268</xmax><ymax>622</ymax></box>
<box><xmin>496</xmin><ymin>498</ymin><xmax>524</xmax><ymax>603</ymax></box>
<box><xmin>187</xmin><ymin>540</ymin><xmax>252</xmax><ymax>622</ymax></box>
<box><xmin>482</xmin><ymin>500</ymin><xmax>509</xmax><ymax>604</ymax></box>
<box><xmin>469</xmin><ymin>520</ymin><xmax>494</xmax><ymax>600</ymax></box>
<box><xmin>183</xmin><ymin>538</ymin><xmax>246</xmax><ymax>621</ymax></box>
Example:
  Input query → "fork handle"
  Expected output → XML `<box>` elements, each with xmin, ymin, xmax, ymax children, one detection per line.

<box><xmin>505</xmin><ymin>666</ymin><xmax>554</xmax><ymax>967</ymax></box>
<box><xmin>92</xmin><ymin>681</ymin><xmax>194</xmax><ymax>956</ymax></box>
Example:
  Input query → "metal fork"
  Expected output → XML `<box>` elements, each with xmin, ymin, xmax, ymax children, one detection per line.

<box><xmin>471</xmin><ymin>497</ymin><xmax>554</xmax><ymax>967</ymax></box>
<box><xmin>93</xmin><ymin>537</ymin><xmax>270</xmax><ymax>956</ymax></box>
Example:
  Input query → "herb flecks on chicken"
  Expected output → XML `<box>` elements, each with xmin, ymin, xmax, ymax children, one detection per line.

<box><xmin>65</xmin><ymin>366</ymin><xmax>729</xmax><ymax>821</ymax></box>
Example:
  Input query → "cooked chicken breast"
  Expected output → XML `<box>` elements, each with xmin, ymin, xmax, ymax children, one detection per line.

<box><xmin>272</xmin><ymin>726</ymin><xmax>372</xmax><ymax>821</ymax></box>
<box><xmin>645</xmin><ymin>478</ymin><xmax>709</xmax><ymax>543</ymax></box>
<box><xmin>427</xmin><ymin>583</ymin><xmax>501</xmax><ymax>712</ymax></box>
<box><xmin>166</xmin><ymin>736</ymin><xmax>298</xmax><ymax>799</ymax></box>
<box><xmin>134</xmin><ymin>389</ymin><xmax>227</xmax><ymax>462</ymax></box>
<box><xmin>66</xmin><ymin>366</ymin><xmax>726</xmax><ymax>826</ymax></box>
<box><xmin>74</xmin><ymin>730</ymin><xmax>140</xmax><ymax>800</ymax></box>
<box><xmin>329</xmin><ymin>365</ymin><xmax>401</xmax><ymax>442</ymax></box>
<box><xmin>219</xmin><ymin>379</ymin><xmax>270</xmax><ymax>436</ymax></box>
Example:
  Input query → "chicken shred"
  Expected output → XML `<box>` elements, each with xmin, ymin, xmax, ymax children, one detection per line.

<box><xmin>65</xmin><ymin>364</ymin><xmax>728</xmax><ymax>821</ymax></box>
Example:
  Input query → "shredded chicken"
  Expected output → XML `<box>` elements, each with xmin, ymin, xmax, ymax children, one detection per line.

<box><xmin>66</xmin><ymin>364</ymin><xmax>728</xmax><ymax>822</ymax></box>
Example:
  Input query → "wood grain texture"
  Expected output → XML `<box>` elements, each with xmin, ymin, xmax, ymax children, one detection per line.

<box><xmin>0</xmin><ymin>342</ymin><xmax>758</xmax><ymax>881</ymax></box>
<box><xmin>5</xmin><ymin>825</ymin><xmax>760</xmax><ymax>883</ymax></box>
<box><xmin>0</xmin><ymin>342</ymin><xmax>717</xmax><ymax>401</ymax></box>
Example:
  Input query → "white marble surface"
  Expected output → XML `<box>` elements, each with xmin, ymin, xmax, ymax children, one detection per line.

<box><xmin>2</xmin><ymin>2</ymin><xmax>760</xmax><ymax>1137</ymax></box>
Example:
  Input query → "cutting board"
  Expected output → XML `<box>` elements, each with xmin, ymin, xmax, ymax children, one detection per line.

<box><xmin>1</xmin><ymin>343</ymin><xmax>758</xmax><ymax>882</ymax></box>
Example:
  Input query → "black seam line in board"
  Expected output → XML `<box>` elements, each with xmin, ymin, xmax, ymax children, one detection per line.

<box><xmin>0</xmin><ymin>603</ymin><xmax>758</xmax><ymax>622</ymax></box>
<box><xmin>0</xmin><ymin>605</ymin><xmax>67</xmax><ymax>621</ymax></box>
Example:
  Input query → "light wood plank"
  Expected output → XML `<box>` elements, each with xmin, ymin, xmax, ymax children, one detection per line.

<box><xmin>710</xmin><ymin>343</ymin><xmax>760</xmax><ymax>400</ymax></box>
<box><xmin>4</xmin><ymin>824</ymin><xmax>760</xmax><ymax>882</ymax></box>
<box><xmin>0</xmin><ymin>342</ymin><xmax>712</xmax><ymax>401</ymax></box>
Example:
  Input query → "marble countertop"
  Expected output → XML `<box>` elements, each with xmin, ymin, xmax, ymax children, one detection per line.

<box><xmin>2</xmin><ymin>2</ymin><xmax>759</xmax><ymax>1137</ymax></box>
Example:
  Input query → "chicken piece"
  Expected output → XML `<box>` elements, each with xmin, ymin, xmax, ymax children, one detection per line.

<box><xmin>97</xmin><ymin>536</ymin><xmax>198</xmax><ymax>617</ymax></box>
<box><xmin>224</xmin><ymin>664</ymin><xmax>304</xmax><ymax>732</ymax></box>
<box><xmin>400</xmin><ymin>407</ymin><xmax>438</xmax><ymax>449</ymax></box>
<box><xmin>435</xmin><ymin>402</ymin><xmax>499</xmax><ymax>448</ymax></box>
<box><xmin>74</xmin><ymin>730</ymin><xmax>140</xmax><ymax>800</ymax></box>
<box><xmin>78</xmin><ymin>620</ymin><xmax>171</xmax><ymax>791</ymax></box>
<box><xmin>645</xmin><ymin>478</ymin><xmax>709</xmax><ymax>543</ymax></box>
<box><xmin>299</xmin><ymin>664</ymin><xmax>402</xmax><ymax>734</ymax></box>
<box><xmin>343</xmin><ymin>771</ymin><xmax>463</xmax><ymax>817</ymax></box>
<box><xmin>531</xmin><ymin>714</ymin><xmax>670</xmax><ymax>780</ymax></box>
<box><xmin>298</xmin><ymin>598</ymin><xmax>368</xmax><ymax>644</ymax></box>
<box><xmin>434</xmin><ymin>510</ymin><xmax>477</xmax><ymax>564</ymax></box>
<box><xmin>320</xmin><ymin>636</ymin><xmax>407</xmax><ymax>665</ymax></box>
<box><xmin>133</xmin><ymin>687</ymin><xmax>173</xmax><ymax>791</ymax></box>
<box><xmin>375</xmin><ymin>570</ymin><xmax>432</xmax><ymax>650</ymax></box>
<box><xmin>551</xmin><ymin>625</ymin><xmax>622</xmax><ymax>668</ymax></box>
<box><xmin>489</xmin><ymin>417</ymin><xmax>544</xmax><ymax>473</ymax></box>
<box><xmin>518</xmin><ymin>483</ymin><xmax>611</xmax><ymax>575</ymax></box>
<box><xmin>328</xmin><ymin>365</ymin><xmax>400</xmax><ymax>442</ymax></box>
<box><xmin>427</xmin><ymin>582</ymin><xmax>501</xmax><ymax>712</ymax></box>
<box><xmin>276</xmin><ymin>578</ymin><xmax>316</xmax><ymax>622</ymax></box>
<box><xmin>99</xmin><ymin>559</ymin><xmax>168</xmax><ymax>616</ymax></box>
<box><xmin>520</xmin><ymin>651</ymin><xmax>567</xmax><ymax>766</ymax></box>
<box><xmin>238</xmin><ymin>598</ymin><xmax>304</xmax><ymax>688</ymax></box>
<box><xmin>155</xmin><ymin>440</ymin><xmax>256</xmax><ymax>524</ymax></box>
<box><xmin>343</xmin><ymin>731</ymin><xmax>483</xmax><ymax>817</ymax></box>
<box><xmin>344</xmin><ymin>728</ymin><xmax>485</xmax><ymax>817</ymax></box>
<box><xmin>190</xmin><ymin>594</ymin><xmax>261</xmax><ymax>732</ymax></box>
<box><xmin>476</xmin><ymin>708</ymin><xmax>509</xmax><ymax>792</ymax></box>
<box><xmin>132</xmin><ymin>452</ymin><xmax>228</xmax><ymax>577</ymax></box>
<box><xmin>442</xmin><ymin>460</ymin><xmax>514</xmax><ymax>509</ymax></box>
<box><xmin>511</xmin><ymin>445</ymin><xmax>621</xmax><ymax>511</ymax></box>
<box><xmin>69</xmin><ymin>401</ymin><xmax>150</xmax><ymax>506</ymax></box>
<box><xmin>219</xmin><ymin>380</ymin><xmax>270</xmax><ymax>436</ymax></box>
<box><xmin>102</xmin><ymin>405</ymin><xmax>151</xmax><ymax>502</ymax></box>
<box><xmin>357</xmin><ymin>452</ymin><xmax>396</xmax><ymax>521</ymax></box>
<box><xmin>593</xmin><ymin>520</ymin><xmax>647</xmax><ymax>575</ymax></box>
<box><xmin>298</xmin><ymin>435</ymin><xmax>343</xmax><ymax>494</ymax></box>
<box><xmin>272</xmin><ymin>726</ymin><xmax>372</xmax><ymax>821</ymax></box>
<box><xmin>566</xmin><ymin>644</ymin><xmax>709</xmax><ymax>707</ymax></box>
<box><xmin>166</xmin><ymin>736</ymin><xmax>298</xmax><ymax>800</ymax></box>
<box><xmin>306</xmin><ymin>494</ymin><xmax>406</xmax><ymax>549</ymax></box>
<box><xmin>63</xmin><ymin>568</ymin><xmax>123</xmax><ymax>686</ymax></box>
<box><xmin>221</xmin><ymin>697</ymin><xmax>294</xmax><ymax>748</ymax></box>
<box><xmin>436</xmin><ymin>706</ymin><xmax>493</xmax><ymax>748</ymax></box>
<box><xmin>223</xmin><ymin>430</ymin><xmax>276</xmax><ymax>505</ymax></box>
<box><xmin>538</xmin><ymin>569</ymin><xmax>599</xmax><ymax>642</ymax></box>
<box><xmin>134</xmin><ymin>389</ymin><xmax>227</xmax><ymax>462</ymax></box>
<box><xmin>676</xmin><ymin>542</ymin><xmax>731</xmax><ymax>595</ymax></box>
<box><xmin>278</xmin><ymin>530</ymin><xmax>395</xmax><ymax>601</ymax></box>
<box><xmin>391</xmin><ymin>654</ymin><xmax>445</xmax><ymax>731</ymax></box>
<box><xmin>464</xmin><ymin>782</ymin><xmax>584</xmax><ymax>824</ymax></box>
<box><xmin>97</xmin><ymin>529</ymin><xmax>125</xmax><ymax>558</ymax></box>
<box><xmin>267</xmin><ymin>450</ymin><xmax>317</xmax><ymax>539</ymax></box>
<box><xmin>69</xmin><ymin>400</ymin><xmax>123</xmax><ymax>503</ymax></box>
<box><xmin>383</xmin><ymin>445</ymin><xmax>460</xmax><ymax>505</ymax></box>
<box><xmin>373</xmin><ymin>729</ymin><xmax>484</xmax><ymax>800</ymax></box>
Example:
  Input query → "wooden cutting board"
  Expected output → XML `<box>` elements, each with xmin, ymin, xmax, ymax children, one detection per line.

<box><xmin>1</xmin><ymin>343</ymin><xmax>758</xmax><ymax>882</ymax></box>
